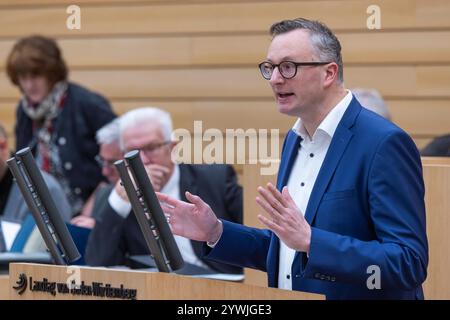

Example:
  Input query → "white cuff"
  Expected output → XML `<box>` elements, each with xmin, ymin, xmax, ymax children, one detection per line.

<box><xmin>108</xmin><ymin>189</ymin><xmax>132</xmax><ymax>218</ymax></box>
<box><xmin>206</xmin><ymin>220</ymin><xmax>223</xmax><ymax>248</ymax></box>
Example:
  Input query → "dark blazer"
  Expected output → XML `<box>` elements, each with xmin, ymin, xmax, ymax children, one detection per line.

<box><xmin>85</xmin><ymin>164</ymin><xmax>243</xmax><ymax>274</ymax></box>
<box><xmin>15</xmin><ymin>82</ymin><xmax>116</xmax><ymax>203</ymax></box>
<box><xmin>205</xmin><ymin>97</ymin><xmax>428</xmax><ymax>299</ymax></box>
<box><xmin>90</xmin><ymin>184</ymin><xmax>114</xmax><ymax>220</ymax></box>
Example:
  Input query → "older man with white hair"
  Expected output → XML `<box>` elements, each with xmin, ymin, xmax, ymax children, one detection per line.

<box><xmin>85</xmin><ymin>107</ymin><xmax>243</xmax><ymax>274</ymax></box>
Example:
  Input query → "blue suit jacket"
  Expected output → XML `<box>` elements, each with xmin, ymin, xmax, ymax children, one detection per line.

<box><xmin>205</xmin><ymin>97</ymin><xmax>428</xmax><ymax>299</ymax></box>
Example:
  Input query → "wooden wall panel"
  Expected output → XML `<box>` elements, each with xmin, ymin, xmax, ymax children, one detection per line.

<box><xmin>0</xmin><ymin>0</ymin><xmax>448</xmax><ymax>151</ymax></box>
<box><xmin>2</xmin><ymin>31</ymin><xmax>450</xmax><ymax>70</ymax></box>
<box><xmin>0</xmin><ymin>1</ymin><xmax>450</xmax><ymax>37</ymax></box>
<box><xmin>2</xmin><ymin>66</ymin><xmax>450</xmax><ymax>100</ymax></box>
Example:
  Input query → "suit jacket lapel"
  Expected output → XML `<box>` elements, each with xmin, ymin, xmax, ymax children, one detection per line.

<box><xmin>293</xmin><ymin>98</ymin><xmax>361</xmax><ymax>265</ymax></box>
<box><xmin>277</xmin><ymin>131</ymin><xmax>302</xmax><ymax>190</ymax></box>
<box><xmin>303</xmin><ymin>98</ymin><xmax>361</xmax><ymax>225</ymax></box>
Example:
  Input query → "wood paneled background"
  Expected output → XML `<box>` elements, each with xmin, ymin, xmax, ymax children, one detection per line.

<box><xmin>0</xmin><ymin>0</ymin><xmax>449</xmax><ymax>151</ymax></box>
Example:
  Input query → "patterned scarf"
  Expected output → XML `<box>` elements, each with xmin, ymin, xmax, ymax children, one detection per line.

<box><xmin>22</xmin><ymin>81</ymin><xmax>68</xmax><ymax>173</ymax></box>
<box><xmin>21</xmin><ymin>81</ymin><xmax>82</xmax><ymax>215</ymax></box>
<box><xmin>20</xmin><ymin>81</ymin><xmax>68</xmax><ymax>121</ymax></box>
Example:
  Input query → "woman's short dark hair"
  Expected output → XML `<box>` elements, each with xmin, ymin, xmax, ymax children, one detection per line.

<box><xmin>6</xmin><ymin>35</ymin><xmax>68</xmax><ymax>86</ymax></box>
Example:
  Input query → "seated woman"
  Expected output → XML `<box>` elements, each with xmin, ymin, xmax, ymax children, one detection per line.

<box><xmin>6</xmin><ymin>35</ymin><xmax>116</xmax><ymax>216</ymax></box>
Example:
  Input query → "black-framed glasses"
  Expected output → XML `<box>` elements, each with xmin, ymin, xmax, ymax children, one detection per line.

<box><xmin>258</xmin><ymin>61</ymin><xmax>331</xmax><ymax>80</ymax></box>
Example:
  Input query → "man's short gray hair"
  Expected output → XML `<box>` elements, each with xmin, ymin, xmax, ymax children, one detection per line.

<box><xmin>270</xmin><ymin>18</ymin><xmax>344</xmax><ymax>82</ymax></box>
<box><xmin>119</xmin><ymin>107</ymin><xmax>173</xmax><ymax>151</ymax></box>
<box><xmin>352</xmin><ymin>88</ymin><xmax>391</xmax><ymax>120</ymax></box>
<box><xmin>96</xmin><ymin>118</ymin><xmax>120</xmax><ymax>145</ymax></box>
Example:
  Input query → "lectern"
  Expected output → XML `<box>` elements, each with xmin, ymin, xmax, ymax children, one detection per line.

<box><xmin>8</xmin><ymin>263</ymin><xmax>324</xmax><ymax>300</ymax></box>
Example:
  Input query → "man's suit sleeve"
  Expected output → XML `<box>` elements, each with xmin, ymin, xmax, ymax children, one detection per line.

<box><xmin>84</xmin><ymin>202</ymin><xmax>128</xmax><ymax>266</ymax></box>
<box><xmin>204</xmin><ymin>220</ymin><xmax>272</xmax><ymax>272</ymax></box>
<box><xmin>302</xmin><ymin>130</ymin><xmax>428</xmax><ymax>290</ymax></box>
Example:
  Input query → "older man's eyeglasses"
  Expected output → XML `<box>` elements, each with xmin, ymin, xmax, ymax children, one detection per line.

<box><xmin>140</xmin><ymin>141</ymin><xmax>171</xmax><ymax>157</ymax></box>
<box><xmin>258</xmin><ymin>61</ymin><xmax>331</xmax><ymax>80</ymax></box>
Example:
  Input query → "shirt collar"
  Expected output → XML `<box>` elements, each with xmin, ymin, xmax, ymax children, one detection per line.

<box><xmin>292</xmin><ymin>90</ymin><xmax>353</xmax><ymax>141</ymax></box>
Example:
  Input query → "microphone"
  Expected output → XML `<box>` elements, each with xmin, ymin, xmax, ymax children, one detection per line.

<box><xmin>115</xmin><ymin>150</ymin><xmax>184</xmax><ymax>272</ymax></box>
<box><xmin>7</xmin><ymin>147</ymin><xmax>80</xmax><ymax>265</ymax></box>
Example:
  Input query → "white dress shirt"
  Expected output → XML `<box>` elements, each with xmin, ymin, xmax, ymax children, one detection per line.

<box><xmin>109</xmin><ymin>164</ymin><xmax>209</xmax><ymax>269</ymax></box>
<box><xmin>278</xmin><ymin>90</ymin><xmax>353</xmax><ymax>290</ymax></box>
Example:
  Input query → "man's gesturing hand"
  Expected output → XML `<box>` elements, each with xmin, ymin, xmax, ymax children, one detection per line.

<box><xmin>256</xmin><ymin>183</ymin><xmax>311</xmax><ymax>253</ymax></box>
<box><xmin>156</xmin><ymin>191</ymin><xmax>222</xmax><ymax>243</ymax></box>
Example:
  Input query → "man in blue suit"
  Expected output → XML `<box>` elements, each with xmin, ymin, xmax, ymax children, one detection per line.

<box><xmin>156</xmin><ymin>18</ymin><xmax>428</xmax><ymax>299</ymax></box>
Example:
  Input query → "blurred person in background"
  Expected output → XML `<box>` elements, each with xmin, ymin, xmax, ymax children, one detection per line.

<box><xmin>6</xmin><ymin>35</ymin><xmax>116</xmax><ymax>217</ymax></box>
<box><xmin>71</xmin><ymin>118</ymin><xmax>123</xmax><ymax>229</ymax></box>
<box><xmin>352</xmin><ymin>88</ymin><xmax>391</xmax><ymax>120</ymax></box>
